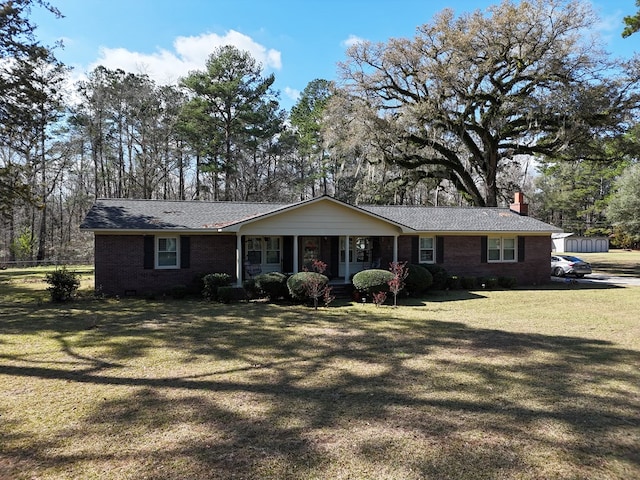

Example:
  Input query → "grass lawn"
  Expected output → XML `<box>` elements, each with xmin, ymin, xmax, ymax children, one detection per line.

<box><xmin>1</xmin><ymin>262</ymin><xmax>639</xmax><ymax>479</ymax></box>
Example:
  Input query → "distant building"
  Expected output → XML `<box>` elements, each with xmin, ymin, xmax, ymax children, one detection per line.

<box><xmin>552</xmin><ymin>233</ymin><xmax>609</xmax><ymax>253</ymax></box>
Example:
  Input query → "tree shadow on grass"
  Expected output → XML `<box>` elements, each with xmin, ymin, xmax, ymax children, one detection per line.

<box><xmin>1</xmin><ymin>301</ymin><xmax>639</xmax><ymax>479</ymax></box>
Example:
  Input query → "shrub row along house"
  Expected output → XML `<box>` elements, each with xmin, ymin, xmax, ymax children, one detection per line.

<box><xmin>80</xmin><ymin>193</ymin><xmax>561</xmax><ymax>296</ymax></box>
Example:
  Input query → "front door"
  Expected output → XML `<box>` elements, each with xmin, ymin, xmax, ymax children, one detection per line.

<box><xmin>339</xmin><ymin>236</ymin><xmax>373</xmax><ymax>277</ymax></box>
<box><xmin>300</xmin><ymin>236</ymin><xmax>320</xmax><ymax>270</ymax></box>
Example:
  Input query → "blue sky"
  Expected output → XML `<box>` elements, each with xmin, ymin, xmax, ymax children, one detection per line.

<box><xmin>31</xmin><ymin>0</ymin><xmax>639</xmax><ymax>110</ymax></box>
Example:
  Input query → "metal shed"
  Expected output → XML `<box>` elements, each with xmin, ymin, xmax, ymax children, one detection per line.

<box><xmin>552</xmin><ymin>233</ymin><xmax>609</xmax><ymax>253</ymax></box>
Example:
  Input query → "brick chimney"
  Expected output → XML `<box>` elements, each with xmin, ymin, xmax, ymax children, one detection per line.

<box><xmin>510</xmin><ymin>192</ymin><xmax>529</xmax><ymax>216</ymax></box>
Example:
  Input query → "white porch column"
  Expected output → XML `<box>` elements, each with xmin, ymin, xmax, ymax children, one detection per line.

<box><xmin>344</xmin><ymin>235</ymin><xmax>350</xmax><ymax>284</ymax></box>
<box><xmin>293</xmin><ymin>235</ymin><xmax>299</xmax><ymax>273</ymax></box>
<box><xmin>236</xmin><ymin>234</ymin><xmax>242</xmax><ymax>286</ymax></box>
<box><xmin>393</xmin><ymin>235</ymin><xmax>398</xmax><ymax>263</ymax></box>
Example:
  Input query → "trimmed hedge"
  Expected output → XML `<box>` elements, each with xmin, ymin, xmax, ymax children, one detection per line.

<box><xmin>498</xmin><ymin>276</ymin><xmax>518</xmax><ymax>289</ymax></box>
<box><xmin>479</xmin><ymin>276</ymin><xmax>500</xmax><ymax>289</ymax></box>
<box><xmin>242</xmin><ymin>278</ymin><xmax>257</xmax><ymax>299</ymax></box>
<box><xmin>423</xmin><ymin>264</ymin><xmax>448</xmax><ymax>290</ymax></box>
<box><xmin>287</xmin><ymin>271</ymin><xmax>329</xmax><ymax>301</ymax></box>
<box><xmin>405</xmin><ymin>264</ymin><xmax>433</xmax><ymax>296</ymax></box>
<box><xmin>460</xmin><ymin>276</ymin><xmax>477</xmax><ymax>290</ymax></box>
<box><xmin>254</xmin><ymin>272</ymin><xmax>289</xmax><ymax>300</ymax></box>
<box><xmin>217</xmin><ymin>286</ymin><xmax>247</xmax><ymax>303</ymax></box>
<box><xmin>446</xmin><ymin>275</ymin><xmax>462</xmax><ymax>290</ymax></box>
<box><xmin>352</xmin><ymin>269</ymin><xmax>395</xmax><ymax>294</ymax></box>
<box><xmin>202</xmin><ymin>273</ymin><xmax>232</xmax><ymax>300</ymax></box>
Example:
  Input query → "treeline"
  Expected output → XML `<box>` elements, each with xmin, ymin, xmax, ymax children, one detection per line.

<box><xmin>2</xmin><ymin>0</ymin><xmax>640</xmax><ymax>264</ymax></box>
<box><xmin>1</xmin><ymin>46</ymin><xmax>431</xmax><ymax>264</ymax></box>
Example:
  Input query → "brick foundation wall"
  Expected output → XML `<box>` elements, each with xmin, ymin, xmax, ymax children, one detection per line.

<box><xmin>94</xmin><ymin>234</ymin><xmax>237</xmax><ymax>296</ymax></box>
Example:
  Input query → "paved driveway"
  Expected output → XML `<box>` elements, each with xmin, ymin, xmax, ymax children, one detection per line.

<box><xmin>551</xmin><ymin>272</ymin><xmax>640</xmax><ymax>287</ymax></box>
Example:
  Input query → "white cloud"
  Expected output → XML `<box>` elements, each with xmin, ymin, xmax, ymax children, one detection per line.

<box><xmin>284</xmin><ymin>86</ymin><xmax>300</xmax><ymax>102</ymax></box>
<box><xmin>342</xmin><ymin>34</ymin><xmax>366</xmax><ymax>49</ymax></box>
<box><xmin>89</xmin><ymin>30</ymin><xmax>282</xmax><ymax>85</ymax></box>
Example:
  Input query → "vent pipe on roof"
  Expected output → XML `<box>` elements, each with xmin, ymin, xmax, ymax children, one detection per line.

<box><xmin>510</xmin><ymin>192</ymin><xmax>529</xmax><ymax>216</ymax></box>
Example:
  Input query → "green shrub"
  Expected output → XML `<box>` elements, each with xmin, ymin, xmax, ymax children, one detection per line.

<box><xmin>460</xmin><ymin>276</ymin><xmax>477</xmax><ymax>290</ymax></box>
<box><xmin>254</xmin><ymin>272</ymin><xmax>289</xmax><ymax>300</ymax></box>
<box><xmin>352</xmin><ymin>269</ymin><xmax>395</xmax><ymax>294</ymax></box>
<box><xmin>45</xmin><ymin>267</ymin><xmax>80</xmax><ymax>302</ymax></box>
<box><xmin>242</xmin><ymin>278</ymin><xmax>257</xmax><ymax>299</ymax></box>
<box><xmin>202</xmin><ymin>273</ymin><xmax>232</xmax><ymax>300</ymax></box>
<box><xmin>498</xmin><ymin>276</ymin><xmax>518</xmax><ymax>289</ymax></box>
<box><xmin>423</xmin><ymin>264</ymin><xmax>448</xmax><ymax>290</ymax></box>
<box><xmin>217</xmin><ymin>286</ymin><xmax>247</xmax><ymax>303</ymax></box>
<box><xmin>481</xmin><ymin>277</ymin><xmax>500</xmax><ymax>289</ymax></box>
<box><xmin>287</xmin><ymin>271</ymin><xmax>329</xmax><ymax>301</ymax></box>
<box><xmin>446</xmin><ymin>275</ymin><xmax>462</xmax><ymax>290</ymax></box>
<box><xmin>405</xmin><ymin>264</ymin><xmax>433</xmax><ymax>296</ymax></box>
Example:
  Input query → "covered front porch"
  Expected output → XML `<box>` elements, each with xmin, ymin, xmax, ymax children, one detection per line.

<box><xmin>221</xmin><ymin>197</ymin><xmax>409</xmax><ymax>287</ymax></box>
<box><xmin>235</xmin><ymin>234</ymin><xmax>400</xmax><ymax>285</ymax></box>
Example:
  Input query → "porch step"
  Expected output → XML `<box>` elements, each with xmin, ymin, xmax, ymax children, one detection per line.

<box><xmin>328</xmin><ymin>282</ymin><xmax>352</xmax><ymax>299</ymax></box>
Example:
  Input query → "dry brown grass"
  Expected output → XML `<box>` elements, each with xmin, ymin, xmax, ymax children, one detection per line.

<box><xmin>0</xmin><ymin>266</ymin><xmax>639</xmax><ymax>479</ymax></box>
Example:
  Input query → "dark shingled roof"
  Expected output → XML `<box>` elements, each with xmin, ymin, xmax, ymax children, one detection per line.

<box><xmin>80</xmin><ymin>198</ymin><xmax>291</xmax><ymax>230</ymax></box>
<box><xmin>80</xmin><ymin>197</ymin><xmax>562</xmax><ymax>233</ymax></box>
<box><xmin>361</xmin><ymin>205</ymin><xmax>561</xmax><ymax>232</ymax></box>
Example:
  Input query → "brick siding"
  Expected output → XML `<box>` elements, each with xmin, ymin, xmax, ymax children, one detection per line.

<box><xmin>94</xmin><ymin>234</ymin><xmax>237</xmax><ymax>296</ymax></box>
<box><xmin>94</xmin><ymin>233</ymin><xmax>551</xmax><ymax>295</ymax></box>
<box><xmin>398</xmin><ymin>234</ymin><xmax>551</xmax><ymax>286</ymax></box>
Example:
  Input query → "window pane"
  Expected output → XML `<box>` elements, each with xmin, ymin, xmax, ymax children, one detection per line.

<box><xmin>503</xmin><ymin>238</ymin><xmax>515</xmax><ymax>249</ymax></box>
<box><xmin>420</xmin><ymin>237</ymin><xmax>433</xmax><ymax>249</ymax></box>
<box><xmin>488</xmin><ymin>238</ymin><xmax>501</xmax><ymax>249</ymax></box>
<box><xmin>158</xmin><ymin>252</ymin><xmax>177</xmax><ymax>266</ymax></box>
<box><xmin>157</xmin><ymin>237</ymin><xmax>178</xmax><ymax>267</ymax></box>
<box><xmin>420</xmin><ymin>250</ymin><xmax>434</xmax><ymax>262</ymax></box>
<box><xmin>247</xmin><ymin>238</ymin><xmax>262</xmax><ymax>250</ymax></box>
<box><xmin>266</xmin><ymin>251</ymin><xmax>280</xmax><ymax>264</ymax></box>
<box><xmin>503</xmin><ymin>249</ymin><xmax>515</xmax><ymax>261</ymax></box>
<box><xmin>488</xmin><ymin>249</ymin><xmax>501</xmax><ymax>261</ymax></box>
<box><xmin>159</xmin><ymin>238</ymin><xmax>176</xmax><ymax>252</ymax></box>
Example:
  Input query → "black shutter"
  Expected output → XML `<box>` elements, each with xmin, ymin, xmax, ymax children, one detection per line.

<box><xmin>411</xmin><ymin>236</ymin><xmax>419</xmax><ymax>264</ymax></box>
<box><xmin>436</xmin><ymin>236</ymin><xmax>444</xmax><ymax>264</ymax></box>
<box><xmin>518</xmin><ymin>236</ymin><xmax>525</xmax><ymax>262</ymax></box>
<box><xmin>180</xmin><ymin>236</ymin><xmax>191</xmax><ymax>269</ymax></box>
<box><xmin>282</xmin><ymin>236</ymin><xmax>293</xmax><ymax>273</ymax></box>
<box><xmin>480</xmin><ymin>236</ymin><xmax>488</xmax><ymax>263</ymax></box>
<box><xmin>143</xmin><ymin>235</ymin><xmax>154</xmax><ymax>269</ymax></box>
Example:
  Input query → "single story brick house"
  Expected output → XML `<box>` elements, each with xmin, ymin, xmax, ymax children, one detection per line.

<box><xmin>80</xmin><ymin>193</ymin><xmax>561</xmax><ymax>296</ymax></box>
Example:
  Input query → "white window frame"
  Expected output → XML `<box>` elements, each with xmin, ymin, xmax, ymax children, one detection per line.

<box><xmin>156</xmin><ymin>236</ymin><xmax>180</xmax><ymax>269</ymax></box>
<box><xmin>246</xmin><ymin>237</ymin><xmax>263</xmax><ymax>265</ymax></box>
<box><xmin>264</xmin><ymin>237</ymin><xmax>281</xmax><ymax>265</ymax></box>
<box><xmin>246</xmin><ymin>236</ymin><xmax>282</xmax><ymax>266</ymax></box>
<box><xmin>340</xmin><ymin>237</ymin><xmax>371</xmax><ymax>263</ymax></box>
<box><xmin>487</xmin><ymin>236</ymin><xmax>516</xmax><ymax>263</ymax></box>
<box><xmin>419</xmin><ymin>236</ymin><xmax>435</xmax><ymax>264</ymax></box>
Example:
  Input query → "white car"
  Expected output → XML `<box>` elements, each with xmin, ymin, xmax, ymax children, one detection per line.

<box><xmin>551</xmin><ymin>255</ymin><xmax>592</xmax><ymax>278</ymax></box>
